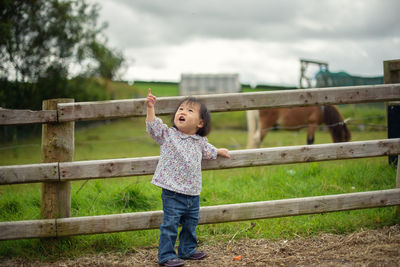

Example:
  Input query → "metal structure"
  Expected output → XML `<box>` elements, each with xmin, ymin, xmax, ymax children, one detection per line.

<box><xmin>299</xmin><ymin>59</ymin><xmax>329</xmax><ymax>88</ymax></box>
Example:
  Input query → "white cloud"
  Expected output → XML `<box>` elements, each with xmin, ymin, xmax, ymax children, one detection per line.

<box><xmin>93</xmin><ymin>0</ymin><xmax>400</xmax><ymax>86</ymax></box>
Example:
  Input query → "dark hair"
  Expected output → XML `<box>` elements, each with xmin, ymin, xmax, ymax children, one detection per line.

<box><xmin>171</xmin><ymin>97</ymin><xmax>211</xmax><ymax>136</ymax></box>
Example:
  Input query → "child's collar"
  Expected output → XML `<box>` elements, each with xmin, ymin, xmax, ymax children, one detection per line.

<box><xmin>173</xmin><ymin>128</ymin><xmax>201</xmax><ymax>140</ymax></box>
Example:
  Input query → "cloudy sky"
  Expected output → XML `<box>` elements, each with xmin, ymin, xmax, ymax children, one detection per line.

<box><xmin>92</xmin><ymin>0</ymin><xmax>400</xmax><ymax>86</ymax></box>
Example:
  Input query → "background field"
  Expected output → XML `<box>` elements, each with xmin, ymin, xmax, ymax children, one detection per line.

<box><xmin>0</xmin><ymin>81</ymin><xmax>397</xmax><ymax>260</ymax></box>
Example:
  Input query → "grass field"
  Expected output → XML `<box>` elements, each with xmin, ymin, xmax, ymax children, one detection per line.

<box><xmin>0</xmin><ymin>81</ymin><xmax>397</xmax><ymax>260</ymax></box>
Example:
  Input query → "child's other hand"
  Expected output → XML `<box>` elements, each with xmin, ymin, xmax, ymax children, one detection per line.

<box><xmin>146</xmin><ymin>88</ymin><xmax>156</xmax><ymax>108</ymax></box>
<box><xmin>217</xmin><ymin>148</ymin><xmax>230</xmax><ymax>158</ymax></box>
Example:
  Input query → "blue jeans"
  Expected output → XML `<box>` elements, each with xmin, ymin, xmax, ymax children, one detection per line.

<box><xmin>158</xmin><ymin>189</ymin><xmax>200</xmax><ymax>264</ymax></box>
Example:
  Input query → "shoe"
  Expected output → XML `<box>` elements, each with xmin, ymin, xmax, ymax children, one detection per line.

<box><xmin>187</xmin><ymin>251</ymin><xmax>207</xmax><ymax>260</ymax></box>
<box><xmin>160</xmin><ymin>258</ymin><xmax>185</xmax><ymax>267</ymax></box>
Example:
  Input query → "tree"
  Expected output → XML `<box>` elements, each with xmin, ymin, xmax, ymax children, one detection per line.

<box><xmin>0</xmin><ymin>0</ymin><xmax>122</xmax><ymax>82</ymax></box>
<box><xmin>89</xmin><ymin>41</ymin><xmax>125</xmax><ymax>80</ymax></box>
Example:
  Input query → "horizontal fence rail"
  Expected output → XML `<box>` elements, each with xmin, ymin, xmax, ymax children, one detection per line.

<box><xmin>0</xmin><ymin>108</ymin><xmax>57</xmax><ymax>125</ymax></box>
<box><xmin>1</xmin><ymin>84</ymin><xmax>400</xmax><ymax>125</ymax></box>
<box><xmin>1</xmin><ymin>138</ymin><xmax>399</xmax><ymax>185</ymax></box>
<box><xmin>1</xmin><ymin>188</ymin><xmax>399</xmax><ymax>240</ymax></box>
<box><xmin>57</xmin><ymin>84</ymin><xmax>400</xmax><ymax>121</ymax></box>
<box><xmin>0</xmin><ymin>163</ymin><xmax>59</xmax><ymax>184</ymax></box>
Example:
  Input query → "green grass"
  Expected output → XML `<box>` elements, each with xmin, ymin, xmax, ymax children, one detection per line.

<box><xmin>97</xmin><ymin>80</ymin><xmax>179</xmax><ymax>100</ymax></box>
<box><xmin>0</xmin><ymin>115</ymin><xmax>397</xmax><ymax>260</ymax></box>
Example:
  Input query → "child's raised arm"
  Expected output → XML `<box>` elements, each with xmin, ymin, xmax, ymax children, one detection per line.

<box><xmin>146</xmin><ymin>88</ymin><xmax>156</xmax><ymax>122</ymax></box>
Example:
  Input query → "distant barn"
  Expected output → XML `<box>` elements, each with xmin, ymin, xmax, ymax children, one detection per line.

<box><xmin>179</xmin><ymin>73</ymin><xmax>241</xmax><ymax>96</ymax></box>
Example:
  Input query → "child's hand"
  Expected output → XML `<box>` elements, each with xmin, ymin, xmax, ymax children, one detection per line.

<box><xmin>217</xmin><ymin>148</ymin><xmax>230</xmax><ymax>158</ymax></box>
<box><xmin>146</xmin><ymin>88</ymin><xmax>156</xmax><ymax>108</ymax></box>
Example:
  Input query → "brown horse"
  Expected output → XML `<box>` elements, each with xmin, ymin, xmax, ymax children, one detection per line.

<box><xmin>246</xmin><ymin>106</ymin><xmax>351</xmax><ymax>148</ymax></box>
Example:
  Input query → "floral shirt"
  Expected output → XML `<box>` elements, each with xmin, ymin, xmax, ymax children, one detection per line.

<box><xmin>146</xmin><ymin>117</ymin><xmax>217</xmax><ymax>196</ymax></box>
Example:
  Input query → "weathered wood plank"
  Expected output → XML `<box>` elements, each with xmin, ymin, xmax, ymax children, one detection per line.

<box><xmin>59</xmin><ymin>138</ymin><xmax>400</xmax><ymax>181</ymax></box>
<box><xmin>4</xmin><ymin>188</ymin><xmax>398</xmax><ymax>239</ymax></box>
<box><xmin>59</xmin><ymin>156</ymin><xmax>159</xmax><ymax>180</ymax></box>
<box><xmin>57</xmin><ymin>210</ymin><xmax>163</xmax><ymax>236</ymax></box>
<box><xmin>203</xmin><ymin>138</ymin><xmax>400</xmax><ymax>170</ymax></box>
<box><xmin>58</xmin><ymin>99</ymin><xmax>142</xmax><ymax>122</ymax></box>
<box><xmin>0</xmin><ymin>163</ymin><xmax>59</xmax><ymax>185</ymax></box>
<box><xmin>0</xmin><ymin>108</ymin><xmax>57</xmax><ymax>125</ymax></box>
<box><xmin>41</xmin><ymin>99</ymin><xmax>74</xmax><ymax>220</ymax></box>
<box><xmin>0</xmin><ymin>219</ymin><xmax>56</xmax><ymax>240</ymax></box>
<box><xmin>1</xmin><ymin>139</ymin><xmax>399</xmax><ymax>185</ymax></box>
<box><xmin>384</xmin><ymin>59</ymin><xmax>400</xmax><ymax>72</ymax></box>
<box><xmin>198</xmin><ymin>188</ymin><xmax>400</xmax><ymax>224</ymax></box>
<box><xmin>57</xmin><ymin>84</ymin><xmax>400</xmax><ymax>122</ymax></box>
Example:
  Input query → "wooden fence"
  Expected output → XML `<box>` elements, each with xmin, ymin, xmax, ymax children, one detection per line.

<box><xmin>1</xmin><ymin>60</ymin><xmax>400</xmax><ymax>241</ymax></box>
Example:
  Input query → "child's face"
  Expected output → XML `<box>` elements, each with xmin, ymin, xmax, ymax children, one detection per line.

<box><xmin>173</xmin><ymin>101</ymin><xmax>204</xmax><ymax>135</ymax></box>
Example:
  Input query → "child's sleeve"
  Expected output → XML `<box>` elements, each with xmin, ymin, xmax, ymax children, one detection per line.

<box><xmin>146</xmin><ymin>117</ymin><xmax>169</xmax><ymax>145</ymax></box>
<box><xmin>201</xmin><ymin>137</ymin><xmax>218</xmax><ymax>160</ymax></box>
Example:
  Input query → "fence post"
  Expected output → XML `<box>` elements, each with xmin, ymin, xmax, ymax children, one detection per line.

<box><xmin>384</xmin><ymin>59</ymin><xmax>400</xmax><ymax>218</ymax></box>
<box><xmin>41</xmin><ymin>99</ymin><xmax>74</xmax><ymax>220</ymax></box>
<box><xmin>384</xmin><ymin>59</ymin><xmax>400</xmax><ymax>166</ymax></box>
<box><xmin>396</xmin><ymin>155</ymin><xmax>400</xmax><ymax>218</ymax></box>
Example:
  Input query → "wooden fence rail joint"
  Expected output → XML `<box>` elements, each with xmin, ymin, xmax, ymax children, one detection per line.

<box><xmin>0</xmin><ymin>108</ymin><xmax>57</xmax><ymax>125</ymax></box>
<box><xmin>0</xmin><ymin>163</ymin><xmax>59</xmax><ymax>185</ymax></box>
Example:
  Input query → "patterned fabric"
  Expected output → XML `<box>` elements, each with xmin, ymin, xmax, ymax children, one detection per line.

<box><xmin>146</xmin><ymin>117</ymin><xmax>217</xmax><ymax>196</ymax></box>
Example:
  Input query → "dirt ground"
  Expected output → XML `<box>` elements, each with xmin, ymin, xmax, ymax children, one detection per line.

<box><xmin>1</xmin><ymin>224</ymin><xmax>399</xmax><ymax>267</ymax></box>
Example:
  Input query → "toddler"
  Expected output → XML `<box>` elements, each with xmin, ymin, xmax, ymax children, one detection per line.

<box><xmin>146</xmin><ymin>89</ymin><xmax>230</xmax><ymax>267</ymax></box>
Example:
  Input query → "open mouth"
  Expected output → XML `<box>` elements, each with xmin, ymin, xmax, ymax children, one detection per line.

<box><xmin>178</xmin><ymin>116</ymin><xmax>185</xmax><ymax>122</ymax></box>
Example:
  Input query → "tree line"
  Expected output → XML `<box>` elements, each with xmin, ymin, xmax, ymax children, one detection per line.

<box><xmin>0</xmin><ymin>0</ymin><xmax>126</xmax><ymax>140</ymax></box>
